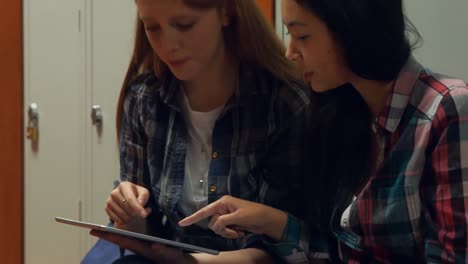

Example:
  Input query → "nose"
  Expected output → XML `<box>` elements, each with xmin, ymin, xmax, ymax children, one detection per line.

<box><xmin>285</xmin><ymin>40</ymin><xmax>300</xmax><ymax>61</ymax></box>
<box><xmin>160</xmin><ymin>30</ymin><xmax>182</xmax><ymax>54</ymax></box>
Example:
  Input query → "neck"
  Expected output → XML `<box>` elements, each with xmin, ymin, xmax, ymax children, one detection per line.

<box><xmin>182</xmin><ymin>54</ymin><xmax>238</xmax><ymax>112</ymax></box>
<box><xmin>350</xmin><ymin>77</ymin><xmax>394</xmax><ymax>117</ymax></box>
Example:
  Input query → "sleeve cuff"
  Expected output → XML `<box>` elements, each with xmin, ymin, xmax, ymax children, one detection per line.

<box><xmin>267</xmin><ymin>214</ymin><xmax>329</xmax><ymax>263</ymax></box>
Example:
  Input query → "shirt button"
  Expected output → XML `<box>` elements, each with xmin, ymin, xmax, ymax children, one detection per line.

<box><xmin>212</xmin><ymin>152</ymin><xmax>219</xmax><ymax>159</ymax></box>
<box><xmin>210</xmin><ymin>185</ymin><xmax>217</xmax><ymax>193</ymax></box>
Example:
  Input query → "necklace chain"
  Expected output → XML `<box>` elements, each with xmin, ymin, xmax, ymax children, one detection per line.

<box><xmin>185</xmin><ymin>149</ymin><xmax>210</xmax><ymax>211</ymax></box>
<box><xmin>182</xmin><ymin>89</ymin><xmax>220</xmax><ymax>211</ymax></box>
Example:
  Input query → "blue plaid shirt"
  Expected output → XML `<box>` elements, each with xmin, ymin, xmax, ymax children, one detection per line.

<box><xmin>119</xmin><ymin>64</ymin><xmax>312</xmax><ymax>256</ymax></box>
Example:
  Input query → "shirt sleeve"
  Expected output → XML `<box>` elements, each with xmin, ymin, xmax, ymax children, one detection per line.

<box><xmin>257</xmin><ymin>85</ymin><xmax>330</xmax><ymax>263</ymax></box>
<box><xmin>268</xmin><ymin>214</ymin><xmax>329</xmax><ymax>263</ymax></box>
<box><xmin>118</xmin><ymin>80</ymin><xmax>166</xmax><ymax>236</ymax></box>
<box><xmin>424</xmin><ymin>86</ymin><xmax>468</xmax><ymax>263</ymax></box>
<box><xmin>119</xmin><ymin>83</ymin><xmax>149</xmax><ymax>187</ymax></box>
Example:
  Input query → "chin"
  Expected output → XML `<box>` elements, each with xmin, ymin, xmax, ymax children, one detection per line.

<box><xmin>309</xmin><ymin>82</ymin><xmax>337</xmax><ymax>93</ymax></box>
<box><xmin>309</xmin><ymin>83</ymin><xmax>326</xmax><ymax>93</ymax></box>
<box><xmin>170</xmin><ymin>69</ymin><xmax>195</xmax><ymax>81</ymax></box>
<box><xmin>169</xmin><ymin>64</ymin><xmax>200</xmax><ymax>81</ymax></box>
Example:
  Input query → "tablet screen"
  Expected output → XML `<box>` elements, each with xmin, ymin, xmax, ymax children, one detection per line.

<box><xmin>55</xmin><ymin>216</ymin><xmax>219</xmax><ymax>255</ymax></box>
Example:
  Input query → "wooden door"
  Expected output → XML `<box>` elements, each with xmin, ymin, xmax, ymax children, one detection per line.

<box><xmin>256</xmin><ymin>0</ymin><xmax>275</xmax><ymax>24</ymax></box>
<box><xmin>0</xmin><ymin>1</ymin><xmax>23</xmax><ymax>264</ymax></box>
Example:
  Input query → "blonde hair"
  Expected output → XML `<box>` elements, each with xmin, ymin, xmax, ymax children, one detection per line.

<box><xmin>117</xmin><ymin>0</ymin><xmax>300</xmax><ymax>133</ymax></box>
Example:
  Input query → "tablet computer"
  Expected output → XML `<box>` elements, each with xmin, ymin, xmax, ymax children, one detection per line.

<box><xmin>55</xmin><ymin>216</ymin><xmax>219</xmax><ymax>255</ymax></box>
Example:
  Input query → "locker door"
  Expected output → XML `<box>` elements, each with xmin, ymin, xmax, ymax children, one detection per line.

<box><xmin>82</xmin><ymin>0</ymin><xmax>136</xmax><ymax>249</ymax></box>
<box><xmin>23</xmin><ymin>0</ymin><xmax>84</xmax><ymax>262</ymax></box>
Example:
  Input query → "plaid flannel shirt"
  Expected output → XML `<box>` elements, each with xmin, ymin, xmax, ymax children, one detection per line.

<box><xmin>119</xmin><ymin>64</ymin><xmax>313</xmax><ymax>256</ymax></box>
<box><xmin>281</xmin><ymin>57</ymin><xmax>468</xmax><ymax>263</ymax></box>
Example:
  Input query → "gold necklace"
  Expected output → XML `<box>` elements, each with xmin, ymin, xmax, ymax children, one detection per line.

<box><xmin>185</xmin><ymin>150</ymin><xmax>210</xmax><ymax>211</ymax></box>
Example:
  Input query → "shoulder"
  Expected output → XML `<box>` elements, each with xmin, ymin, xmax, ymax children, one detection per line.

<box><xmin>243</xmin><ymin>64</ymin><xmax>312</xmax><ymax>117</ymax></box>
<box><xmin>121</xmin><ymin>72</ymin><xmax>161</xmax><ymax>130</ymax></box>
<box><xmin>277</xmin><ymin>78</ymin><xmax>312</xmax><ymax>117</ymax></box>
<box><xmin>125</xmin><ymin>72</ymin><xmax>160</xmax><ymax>102</ymax></box>
<box><xmin>413</xmin><ymin>69</ymin><xmax>468</xmax><ymax>121</ymax></box>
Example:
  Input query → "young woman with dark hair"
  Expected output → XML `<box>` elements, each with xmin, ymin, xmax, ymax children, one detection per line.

<box><xmin>181</xmin><ymin>0</ymin><xmax>468</xmax><ymax>263</ymax></box>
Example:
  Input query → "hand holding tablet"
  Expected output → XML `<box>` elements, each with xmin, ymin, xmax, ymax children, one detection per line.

<box><xmin>55</xmin><ymin>216</ymin><xmax>219</xmax><ymax>255</ymax></box>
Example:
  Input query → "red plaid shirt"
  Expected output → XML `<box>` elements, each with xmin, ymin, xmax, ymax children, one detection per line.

<box><xmin>336</xmin><ymin>58</ymin><xmax>468</xmax><ymax>263</ymax></box>
<box><xmin>276</xmin><ymin>58</ymin><xmax>468</xmax><ymax>264</ymax></box>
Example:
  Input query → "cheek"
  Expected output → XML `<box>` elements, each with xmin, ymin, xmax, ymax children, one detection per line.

<box><xmin>299</xmin><ymin>42</ymin><xmax>325</xmax><ymax>69</ymax></box>
<box><xmin>146</xmin><ymin>34</ymin><xmax>165</xmax><ymax>58</ymax></box>
<box><xmin>185</xmin><ymin>33</ymin><xmax>206</xmax><ymax>52</ymax></box>
<box><xmin>312</xmin><ymin>48</ymin><xmax>344</xmax><ymax>75</ymax></box>
<box><xmin>306</xmin><ymin>49</ymin><xmax>350</xmax><ymax>91</ymax></box>
<box><xmin>300</xmin><ymin>49</ymin><xmax>321</xmax><ymax>73</ymax></box>
<box><xmin>187</xmin><ymin>27</ymin><xmax>223</xmax><ymax>57</ymax></box>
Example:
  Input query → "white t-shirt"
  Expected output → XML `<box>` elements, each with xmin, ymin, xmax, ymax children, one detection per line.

<box><xmin>178</xmin><ymin>91</ymin><xmax>224</xmax><ymax>228</ymax></box>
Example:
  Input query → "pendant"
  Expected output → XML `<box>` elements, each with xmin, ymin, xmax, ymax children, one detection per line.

<box><xmin>194</xmin><ymin>195</ymin><xmax>204</xmax><ymax>202</ymax></box>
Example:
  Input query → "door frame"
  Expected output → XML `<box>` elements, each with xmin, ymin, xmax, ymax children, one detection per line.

<box><xmin>0</xmin><ymin>0</ymin><xmax>23</xmax><ymax>263</ymax></box>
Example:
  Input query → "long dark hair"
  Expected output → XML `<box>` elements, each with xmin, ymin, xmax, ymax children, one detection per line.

<box><xmin>296</xmin><ymin>0</ymin><xmax>421</xmax><ymax>259</ymax></box>
<box><xmin>306</xmin><ymin>83</ymin><xmax>375</xmax><ymax>242</ymax></box>
<box><xmin>294</xmin><ymin>0</ymin><xmax>421</xmax><ymax>81</ymax></box>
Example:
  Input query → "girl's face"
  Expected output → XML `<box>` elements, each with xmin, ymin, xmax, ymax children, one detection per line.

<box><xmin>281</xmin><ymin>0</ymin><xmax>354</xmax><ymax>92</ymax></box>
<box><xmin>136</xmin><ymin>0</ymin><xmax>230</xmax><ymax>81</ymax></box>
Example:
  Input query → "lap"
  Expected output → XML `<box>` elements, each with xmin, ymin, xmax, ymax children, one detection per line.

<box><xmin>112</xmin><ymin>255</ymin><xmax>155</xmax><ymax>264</ymax></box>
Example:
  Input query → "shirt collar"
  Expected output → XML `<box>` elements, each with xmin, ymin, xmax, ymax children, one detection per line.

<box><xmin>156</xmin><ymin>63</ymin><xmax>272</xmax><ymax>112</ymax></box>
<box><xmin>158</xmin><ymin>73</ymin><xmax>182</xmax><ymax>112</ymax></box>
<box><xmin>375</xmin><ymin>56</ymin><xmax>424</xmax><ymax>133</ymax></box>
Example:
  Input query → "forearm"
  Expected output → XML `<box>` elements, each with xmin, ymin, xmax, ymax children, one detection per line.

<box><xmin>190</xmin><ymin>248</ymin><xmax>274</xmax><ymax>264</ymax></box>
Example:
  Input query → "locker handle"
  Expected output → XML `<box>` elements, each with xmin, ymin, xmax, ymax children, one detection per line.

<box><xmin>91</xmin><ymin>105</ymin><xmax>103</xmax><ymax>126</ymax></box>
<box><xmin>26</xmin><ymin>103</ymin><xmax>39</xmax><ymax>141</ymax></box>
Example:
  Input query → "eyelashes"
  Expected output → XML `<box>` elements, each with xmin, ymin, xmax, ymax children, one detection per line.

<box><xmin>145</xmin><ymin>22</ymin><xmax>196</xmax><ymax>33</ymax></box>
<box><xmin>285</xmin><ymin>31</ymin><xmax>310</xmax><ymax>41</ymax></box>
<box><xmin>175</xmin><ymin>23</ymin><xmax>195</xmax><ymax>32</ymax></box>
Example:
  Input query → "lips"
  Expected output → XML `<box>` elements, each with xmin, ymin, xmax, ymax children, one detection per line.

<box><xmin>168</xmin><ymin>58</ymin><xmax>190</xmax><ymax>68</ymax></box>
<box><xmin>303</xmin><ymin>72</ymin><xmax>314</xmax><ymax>81</ymax></box>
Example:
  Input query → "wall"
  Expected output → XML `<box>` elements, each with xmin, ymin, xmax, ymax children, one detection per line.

<box><xmin>405</xmin><ymin>1</ymin><xmax>467</xmax><ymax>80</ymax></box>
<box><xmin>274</xmin><ymin>0</ymin><xmax>468</xmax><ymax>81</ymax></box>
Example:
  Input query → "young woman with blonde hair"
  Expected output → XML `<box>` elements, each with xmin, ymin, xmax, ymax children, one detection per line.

<box><xmin>91</xmin><ymin>0</ymin><xmax>314</xmax><ymax>263</ymax></box>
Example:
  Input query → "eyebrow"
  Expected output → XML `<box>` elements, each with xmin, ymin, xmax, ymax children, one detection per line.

<box><xmin>140</xmin><ymin>15</ymin><xmax>196</xmax><ymax>23</ymax></box>
<box><xmin>284</xmin><ymin>21</ymin><xmax>308</xmax><ymax>27</ymax></box>
<box><xmin>139</xmin><ymin>16</ymin><xmax>153</xmax><ymax>22</ymax></box>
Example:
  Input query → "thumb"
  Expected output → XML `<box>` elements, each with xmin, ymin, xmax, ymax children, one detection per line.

<box><xmin>134</xmin><ymin>187</ymin><xmax>150</xmax><ymax>218</ymax></box>
<box><xmin>211</xmin><ymin>212</ymin><xmax>244</xmax><ymax>234</ymax></box>
<box><xmin>144</xmin><ymin>207</ymin><xmax>152</xmax><ymax>215</ymax></box>
<box><xmin>136</xmin><ymin>187</ymin><xmax>150</xmax><ymax>205</ymax></box>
